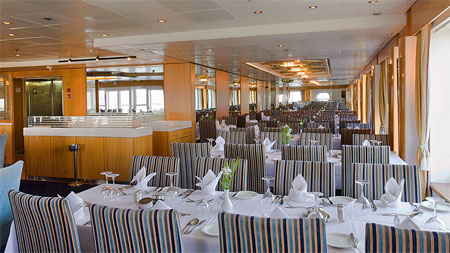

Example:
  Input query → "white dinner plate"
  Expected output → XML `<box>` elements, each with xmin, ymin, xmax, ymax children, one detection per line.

<box><xmin>328</xmin><ymin>196</ymin><xmax>354</xmax><ymax>206</ymax></box>
<box><xmin>421</xmin><ymin>201</ymin><xmax>450</xmax><ymax>212</ymax></box>
<box><xmin>235</xmin><ymin>191</ymin><xmax>258</xmax><ymax>200</ymax></box>
<box><xmin>327</xmin><ymin>232</ymin><xmax>360</xmax><ymax>249</ymax></box>
<box><xmin>202</xmin><ymin>223</ymin><xmax>220</xmax><ymax>237</ymax></box>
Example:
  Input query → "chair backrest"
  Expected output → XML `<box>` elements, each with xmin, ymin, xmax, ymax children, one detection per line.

<box><xmin>352</xmin><ymin>134</ymin><xmax>390</xmax><ymax>147</ymax></box>
<box><xmin>199</xmin><ymin>119</ymin><xmax>217</xmax><ymax>143</ymax></box>
<box><xmin>273</xmin><ymin>160</ymin><xmax>335</xmax><ymax>197</ymax></box>
<box><xmin>171</xmin><ymin>143</ymin><xmax>210</xmax><ymax>189</ymax></box>
<box><xmin>282</xmin><ymin>145</ymin><xmax>328</xmax><ymax>162</ymax></box>
<box><xmin>217</xmin><ymin>131</ymin><xmax>247</xmax><ymax>144</ymax></box>
<box><xmin>218</xmin><ymin>212</ymin><xmax>327</xmax><ymax>253</ymax></box>
<box><xmin>346</xmin><ymin>122</ymin><xmax>372</xmax><ymax>129</ymax></box>
<box><xmin>302</xmin><ymin>128</ymin><xmax>330</xmax><ymax>133</ymax></box>
<box><xmin>341</xmin><ymin>145</ymin><xmax>390</xmax><ymax>198</ymax></box>
<box><xmin>8</xmin><ymin>190</ymin><xmax>81</xmax><ymax>253</ymax></box>
<box><xmin>260</xmin><ymin>131</ymin><xmax>283</xmax><ymax>150</ymax></box>
<box><xmin>259</xmin><ymin>120</ymin><xmax>279</xmax><ymax>128</ymax></box>
<box><xmin>195</xmin><ymin>157</ymin><xmax>248</xmax><ymax>191</ymax></box>
<box><xmin>353</xmin><ymin>163</ymin><xmax>422</xmax><ymax>203</ymax></box>
<box><xmin>365</xmin><ymin>223</ymin><xmax>450</xmax><ymax>253</ymax></box>
<box><xmin>89</xmin><ymin>205</ymin><xmax>182</xmax><ymax>253</ymax></box>
<box><xmin>0</xmin><ymin>161</ymin><xmax>23</xmax><ymax>248</ymax></box>
<box><xmin>224</xmin><ymin>144</ymin><xmax>265</xmax><ymax>193</ymax></box>
<box><xmin>339</xmin><ymin>119</ymin><xmax>360</xmax><ymax>129</ymax></box>
<box><xmin>340</xmin><ymin>128</ymin><xmax>371</xmax><ymax>145</ymax></box>
<box><xmin>285</xmin><ymin>121</ymin><xmax>300</xmax><ymax>134</ymax></box>
<box><xmin>237</xmin><ymin>115</ymin><xmax>246</xmax><ymax>128</ymax></box>
<box><xmin>306</xmin><ymin>122</ymin><xmax>330</xmax><ymax>129</ymax></box>
<box><xmin>230</xmin><ymin>127</ymin><xmax>256</xmax><ymax>144</ymax></box>
<box><xmin>224</xmin><ymin>116</ymin><xmax>238</xmax><ymax>126</ymax></box>
<box><xmin>0</xmin><ymin>134</ymin><xmax>7</xmax><ymax>168</ymax></box>
<box><xmin>260</xmin><ymin>127</ymin><xmax>283</xmax><ymax>132</ymax></box>
<box><xmin>298</xmin><ymin>133</ymin><xmax>332</xmax><ymax>151</ymax></box>
<box><xmin>130</xmin><ymin>156</ymin><xmax>180</xmax><ymax>187</ymax></box>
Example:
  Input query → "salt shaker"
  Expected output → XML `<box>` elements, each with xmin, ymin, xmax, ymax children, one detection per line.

<box><xmin>337</xmin><ymin>204</ymin><xmax>344</xmax><ymax>222</ymax></box>
<box><xmin>134</xmin><ymin>190</ymin><xmax>142</xmax><ymax>204</ymax></box>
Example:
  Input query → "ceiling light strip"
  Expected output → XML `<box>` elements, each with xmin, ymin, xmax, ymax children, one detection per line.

<box><xmin>58</xmin><ymin>56</ymin><xmax>136</xmax><ymax>63</ymax></box>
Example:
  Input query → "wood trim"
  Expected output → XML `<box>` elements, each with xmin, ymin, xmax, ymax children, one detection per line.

<box><xmin>215</xmin><ymin>70</ymin><xmax>229</xmax><ymax>120</ymax></box>
<box><xmin>240</xmin><ymin>76</ymin><xmax>249</xmax><ymax>114</ymax></box>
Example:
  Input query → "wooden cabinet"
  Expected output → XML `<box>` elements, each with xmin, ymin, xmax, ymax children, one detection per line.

<box><xmin>153</xmin><ymin>127</ymin><xmax>192</xmax><ymax>156</ymax></box>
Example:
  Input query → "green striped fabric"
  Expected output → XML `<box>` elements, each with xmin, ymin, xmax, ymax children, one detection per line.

<box><xmin>260</xmin><ymin>131</ymin><xmax>283</xmax><ymax>150</ymax></box>
<box><xmin>194</xmin><ymin>157</ymin><xmax>248</xmax><ymax>191</ymax></box>
<box><xmin>273</xmin><ymin>160</ymin><xmax>335</xmax><ymax>197</ymax></box>
<box><xmin>130</xmin><ymin>156</ymin><xmax>180</xmax><ymax>187</ymax></box>
<box><xmin>8</xmin><ymin>190</ymin><xmax>81</xmax><ymax>253</ymax></box>
<box><xmin>341</xmin><ymin>145</ymin><xmax>390</xmax><ymax>198</ymax></box>
<box><xmin>218</xmin><ymin>212</ymin><xmax>327</xmax><ymax>253</ymax></box>
<box><xmin>230</xmin><ymin>127</ymin><xmax>256</xmax><ymax>144</ymax></box>
<box><xmin>352</xmin><ymin>134</ymin><xmax>390</xmax><ymax>147</ymax></box>
<box><xmin>365</xmin><ymin>223</ymin><xmax>450</xmax><ymax>253</ymax></box>
<box><xmin>171</xmin><ymin>143</ymin><xmax>210</xmax><ymax>189</ymax></box>
<box><xmin>217</xmin><ymin>131</ymin><xmax>248</xmax><ymax>144</ymax></box>
<box><xmin>89</xmin><ymin>205</ymin><xmax>182</xmax><ymax>253</ymax></box>
<box><xmin>353</xmin><ymin>163</ymin><xmax>422</xmax><ymax>203</ymax></box>
<box><xmin>298</xmin><ymin>133</ymin><xmax>333</xmax><ymax>151</ymax></box>
<box><xmin>282</xmin><ymin>145</ymin><xmax>328</xmax><ymax>162</ymax></box>
<box><xmin>224</xmin><ymin>144</ymin><xmax>265</xmax><ymax>193</ymax></box>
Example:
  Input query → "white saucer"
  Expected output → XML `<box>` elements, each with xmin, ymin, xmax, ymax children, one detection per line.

<box><xmin>328</xmin><ymin>196</ymin><xmax>354</xmax><ymax>206</ymax></box>
<box><xmin>235</xmin><ymin>191</ymin><xmax>258</xmax><ymax>200</ymax></box>
<box><xmin>421</xmin><ymin>201</ymin><xmax>450</xmax><ymax>212</ymax></box>
<box><xmin>202</xmin><ymin>223</ymin><xmax>220</xmax><ymax>237</ymax></box>
<box><xmin>327</xmin><ymin>232</ymin><xmax>359</xmax><ymax>249</ymax></box>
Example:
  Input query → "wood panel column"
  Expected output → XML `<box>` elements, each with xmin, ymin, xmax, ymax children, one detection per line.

<box><xmin>216</xmin><ymin>70</ymin><xmax>229</xmax><ymax>120</ymax></box>
<box><xmin>240</xmin><ymin>76</ymin><xmax>249</xmax><ymax>114</ymax></box>
<box><xmin>275</xmin><ymin>81</ymin><xmax>280</xmax><ymax>108</ymax></box>
<box><xmin>163</xmin><ymin>62</ymin><xmax>196</xmax><ymax>142</ymax></box>
<box><xmin>256</xmin><ymin>80</ymin><xmax>264</xmax><ymax>112</ymax></box>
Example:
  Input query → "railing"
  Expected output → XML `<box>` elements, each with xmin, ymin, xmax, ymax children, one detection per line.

<box><xmin>27</xmin><ymin>112</ymin><xmax>164</xmax><ymax>128</ymax></box>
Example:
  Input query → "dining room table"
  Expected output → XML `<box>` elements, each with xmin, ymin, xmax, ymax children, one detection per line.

<box><xmin>5</xmin><ymin>185</ymin><xmax>450</xmax><ymax>253</ymax></box>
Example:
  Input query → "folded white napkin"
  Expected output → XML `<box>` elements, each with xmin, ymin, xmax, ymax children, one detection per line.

<box><xmin>214</xmin><ymin>136</ymin><xmax>225</xmax><ymax>151</ymax></box>
<box><xmin>221</xmin><ymin>120</ymin><xmax>226</xmax><ymax>126</ymax></box>
<box><xmin>318</xmin><ymin>125</ymin><xmax>325</xmax><ymax>129</ymax></box>
<box><xmin>263</xmin><ymin>138</ymin><xmax>276</xmax><ymax>152</ymax></box>
<box><xmin>354</xmin><ymin>126</ymin><xmax>360</xmax><ymax>129</ymax></box>
<box><xmin>134</xmin><ymin>171</ymin><xmax>157</xmax><ymax>192</ymax></box>
<box><xmin>362</xmin><ymin>139</ymin><xmax>371</xmax><ymax>146</ymax></box>
<box><xmin>246</xmin><ymin>115</ymin><xmax>250</xmax><ymax>122</ymax></box>
<box><xmin>288</xmin><ymin>174</ymin><xmax>315</xmax><ymax>203</ymax></box>
<box><xmin>347</xmin><ymin>126</ymin><xmax>353</xmax><ymax>129</ymax></box>
<box><xmin>381</xmin><ymin>177</ymin><xmax>404</xmax><ymax>207</ymax></box>
<box><xmin>270</xmin><ymin>206</ymin><xmax>289</xmax><ymax>219</ymax></box>
<box><xmin>216</xmin><ymin>120</ymin><xmax>220</xmax><ymax>128</ymax></box>
<box><xmin>254</xmin><ymin>125</ymin><xmax>260</xmax><ymax>136</ymax></box>
<box><xmin>395</xmin><ymin>216</ymin><xmax>420</xmax><ymax>230</ymax></box>
<box><xmin>131</xmin><ymin>167</ymin><xmax>147</xmax><ymax>185</ymax></box>
<box><xmin>152</xmin><ymin>200</ymin><xmax>171</xmax><ymax>210</ymax></box>
<box><xmin>74</xmin><ymin>206</ymin><xmax>89</xmax><ymax>221</ymax></box>
<box><xmin>196</xmin><ymin>170</ymin><xmax>223</xmax><ymax>196</ymax></box>
<box><xmin>66</xmin><ymin>191</ymin><xmax>84</xmax><ymax>213</ymax></box>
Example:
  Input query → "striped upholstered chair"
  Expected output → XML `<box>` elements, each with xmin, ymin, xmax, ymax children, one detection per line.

<box><xmin>8</xmin><ymin>190</ymin><xmax>81</xmax><ymax>253</ymax></box>
<box><xmin>341</xmin><ymin>145</ymin><xmax>390</xmax><ymax>198</ymax></box>
<box><xmin>273</xmin><ymin>160</ymin><xmax>335</xmax><ymax>197</ymax></box>
<box><xmin>346</xmin><ymin>122</ymin><xmax>372</xmax><ymax>129</ymax></box>
<box><xmin>199</xmin><ymin>119</ymin><xmax>217</xmax><ymax>143</ymax></box>
<box><xmin>302</xmin><ymin>127</ymin><xmax>331</xmax><ymax>133</ymax></box>
<box><xmin>195</xmin><ymin>157</ymin><xmax>248</xmax><ymax>191</ymax></box>
<box><xmin>285</xmin><ymin>120</ymin><xmax>300</xmax><ymax>134</ymax></box>
<box><xmin>282</xmin><ymin>145</ymin><xmax>328</xmax><ymax>162</ymax></box>
<box><xmin>352</xmin><ymin>134</ymin><xmax>390</xmax><ymax>147</ymax></box>
<box><xmin>224</xmin><ymin>144</ymin><xmax>265</xmax><ymax>193</ymax></box>
<box><xmin>89</xmin><ymin>205</ymin><xmax>182</xmax><ymax>253</ymax></box>
<box><xmin>340</xmin><ymin>128</ymin><xmax>371</xmax><ymax>145</ymax></box>
<box><xmin>340</xmin><ymin>119</ymin><xmax>360</xmax><ymax>130</ymax></box>
<box><xmin>298</xmin><ymin>133</ymin><xmax>333</xmax><ymax>151</ymax></box>
<box><xmin>261</xmin><ymin>127</ymin><xmax>283</xmax><ymax>132</ymax></box>
<box><xmin>224</xmin><ymin>116</ymin><xmax>238</xmax><ymax>126</ymax></box>
<box><xmin>306</xmin><ymin>121</ymin><xmax>331</xmax><ymax>129</ymax></box>
<box><xmin>353</xmin><ymin>163</ymin><xmax>422</xmax><ymax>203</ymax></box>
<box><xmin>217</xmin><ymin>131</ymin><xmax>247</xmax><ymax>144</ymax></box>
<box><xmin>171</xmin><ymin>143</ymin><xmax>210</xmax><ymax>189</ymax></box>
<box><xmin>130</xmin><ymin>155</ymin><xmax>180</xmax><ymax>187</ymax></box>
<box><xmin>259</xmin><ymin>120</ymin><xmax>279</xmax><ymax>128</ymax></box>
<box><xmin>260</xmin><ymin>131</ymin><xmax>283</xmax><ymax>150</ymax></box>
<box><xmin>365</xmin><ymin>223</ymin><xmax>450</xmax><ymax>253</ymax></box>
<box><xmin>231</xmin><ymin>127</ymin><xmax>256</xmax><ymax>144</ymax></box>
<box><xmin>218</xmin><ymin>212</ymin><xmax>327</xmax><ymax>253</ymax></box>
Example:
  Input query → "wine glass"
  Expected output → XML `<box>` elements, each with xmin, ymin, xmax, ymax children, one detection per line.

<box><xmin>197</xmin><ymin>189</ymin><xmax>211</xmax><ymax>214</ymax></box>
<box><xmin>424</xmin><ymin>197</ymin><xmax>447</xmax><ymax>231</ymax></box>
<box><xmin>207</xmin><ymin>138</ymin><xmax>215</xmax><ymax>148</ymax></box>
<box><xmin>261</xmin><ymin>176</ymin><xmax>275</xmax><ymax>206</ymax></box>
<box><xmin>165</xmin><ymin>171</ymin><xmax>178</xmax><ymax>195</ymax></box>
<box><xmin>100</xmin><ymin>171</ymin><xmax>112</xmax><ymax>199</ymax></box>
<box><xmin>109</xmin><ymin>173</ymin><xmax>121</xmax><ymax>202</ymax></box>
<box><xmin>355</xmin><ymin>179</ymin><xmax>370</xmax><ymax>208</ymax></box>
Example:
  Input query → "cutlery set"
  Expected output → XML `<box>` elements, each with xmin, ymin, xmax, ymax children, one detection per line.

<box><xmin>182</xmin><ymin>218</ymin><xmax>206</xmax><ymax>234</ymax></box>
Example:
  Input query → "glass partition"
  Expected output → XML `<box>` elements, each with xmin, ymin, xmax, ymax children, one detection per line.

<box><xmin>229</xmin><ymin>73</ymin><xmax>240</xmax><ymax>112</ymax></box>
<box><xmin>0</xmin><ymin>76</ymin><xmax>7</xmax><ymax>119</ymax></box>
<box><xmin>194</xmin><ymin>65</ymin><xmax>216</xmax><ymax>111</ymax></box>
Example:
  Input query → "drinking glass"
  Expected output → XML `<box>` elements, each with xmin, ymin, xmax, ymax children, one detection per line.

<box><xmin>197</xmin><ymin>190</ymin><xmax>211</xmax><ymax>213</ymax></box>
<box><xmin>355</xmin><ymin>179</ymin><xmax>370</xmax><ymax>208</ymax></box>
<box><xmin>109</xmin><ymin>173</ymin><xmax>121</xmax><ymax>202</ymax></box>
<box><xmin>207</xmin><ymin>138</ymin><xmax>215</xmax><ymax>148</ymax></box>
<box><xmin>369</xmin><ymin>140</ymin><xmax>382</xmax><ymax>146</ymax></box>
<box><xmin>100</xmin><ymin>171</ymin><xmax>112</xmax><ymax>199</ymax></box>
<box><xmin>165</xmin><ymin>171</ymin><xmax>178</xmax><ymax>195</ymax></box>
<box><xmin>424</xmin><ymin>197</ymin><xmax>447</xmax><ymax>231</ymax></box>
<box><xmin>261</xmin><ymin>176</ymin><xmax>274</xmax><ymax>206</ymax></box>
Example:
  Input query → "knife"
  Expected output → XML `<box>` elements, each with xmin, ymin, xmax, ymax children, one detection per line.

<box><xmin>350</xmin><ymin>233</ymin><xmax>357</xmax><ymax>248</ymax></box>
<box><xmin>183</xmin><ymin>189</ymin><xmax>195</xmax><ymax>199</ymax></box>
<box><xmin>187</xmin><ymin>219</ymin><xmax>206</xmax><ymax>234</ymax></box>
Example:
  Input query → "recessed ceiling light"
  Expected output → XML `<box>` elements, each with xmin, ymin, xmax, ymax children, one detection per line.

<box><xmin>89</xmin><ymin>49</ymin><xmax>95</xmax><ymax>52</ymax></box>
<box><xmin>157</xmin><ymin>19</ymin><xmax>166</xmax><ymax>23</ymax></box>
<box><xmin>359</xmin><ymin>40</ymin><xmax>365</xmax><ymax>43</ymax></box>
<box><xmin>368</xmin><ymin>0</ymin><xmax>378</xmax><ymax>3</ymax></box>
<box><xmin>43</xmin><ymin>17</ymin><xmax>52</xmax><ymax>22</ymax></box>
<box><xmin>278</xmin><ymin>44</ymin><xmax>284</xmax><ymax>47</ymax></box>
<box><xmin>8</xmin><ymin>33</ymin><xmax>14</xmax><ymax>37</ymax></box>
<box><xmin>373</xmin><ymin>12</ymin><xmax>381</xmax><ymax>16</ymax></box>
<box><xmin>309</xmin><ymin>6</ymin><xmax>318</xmax><ymax>9</ymax></box>
<box><xmin>254</xmin><ymin>10</ymin><xmax>263</xmax><ymax>14</ymax></box>
<box><xmin>175</xmin><ymin>50</ymin><xmax>180</xmax><ymax>54</ymax></box>
<box><xmin>102</xmin><ymin>34</ymin><xmax>108</xmax><ymax>37</ymax></box>
<box><xmin>2</xmin><ymin>21</ymin><xmax>11</xmax><ymax>25</ymax></box>
<box><xmin>208</xmin><ymin>49</ymin><xmax>213</xmax><ymax>52</ymax></box>
<box><xmin>15</xmin><ymin>54</ymin><xmax>20</xmax><ymax>57</ymax></box>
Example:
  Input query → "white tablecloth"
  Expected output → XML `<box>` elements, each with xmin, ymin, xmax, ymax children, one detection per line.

<box><xmin>6</xmin><ymin>185</ymin><xmax>450</xmax><ymax>253</ymax></box>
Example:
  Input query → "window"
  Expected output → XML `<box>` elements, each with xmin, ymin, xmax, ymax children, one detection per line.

<box><xmin>149</xmin><ymin>89</ymin><xmax>164</xmax><ymax>112</ymax></box>
<box><xmin>278</xmin><ymin>94</ymin><xmax>283</xmax><ymax>104</ymax></box>
<box><xmin>208</xmin><ymin>89</ymin><xmax>216</xmax><ymax>109</ymax></box>
<box><xmin>120</xmin><ymin>90</ymin><xmax>130</xmax><ymax>113</ymax></box>
<box><xmin>195</xmin><ymin>88</ymin><xmax>203</xmax><ymax>110</ymax></box>
<box><xmin>289</xmin><ymin>90</ymin><xmax>302</xmax><ymax>103</ymax></box>
<box><xmin>86</xmin><ymin>80</ymin><xmax>96</xmax><ymax>114</ymax></box>
<box><xmin>315</xmin><ymin>92</ymin><xmax>330</xmax><ymax>101</ymax></box>
<box><xmin>99</xmin><ymin>90</ymin><xmax>106</xmax><ymax>111</ymax></box>
<box><xmin>97</xmin><ymin>86</ymin><xmax>164</xmax><ymax>113</ymax></box>
<box><xmin>107</xmin><ymin>91</ymin><xmax>118</xmax><ymax>111</ymax></box>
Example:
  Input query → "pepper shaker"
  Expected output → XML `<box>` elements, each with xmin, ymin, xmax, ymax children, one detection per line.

<box><xmin>337</xmin><ymin>204</ymin><xmax>344</xmax><ymax>222</ymax></box>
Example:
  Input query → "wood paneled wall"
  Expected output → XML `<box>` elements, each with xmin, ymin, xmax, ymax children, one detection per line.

<box><xmin>215</xmin><ymin>70</ymin><xmax>229</xmax><ymax>120</ymax></box>
<box><xmin>240</xmin><ymin>76</ymin><xmax>249</xmax><ymax>114</ymax></box>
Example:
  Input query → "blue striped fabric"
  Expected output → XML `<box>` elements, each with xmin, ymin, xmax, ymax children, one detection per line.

<box><xmin>352</xmin><ymin>134</ymin><xmax>390</xmax><ymax>147</ymax></box>
<box><xmin>341</xmin><ymin>145</ymin><xmax>390</xmax><ymax>198</ymax></box>
<box><xmin>89</xmin><ymin>205</ymin><xmax>182</xmax><ymax>253</ymax></box>
<box><xmin>224</xmin><ymin>144</ymin><xmax>265</xmax><ymax>193</ymax></box>
<box><xmin>260</xmin><ymin>131</ymin><xmax>283</xmax><ymax>150</ymax></box>
<box><xmin>353</xmin><ymin>163</ymin><xmax>422</xmax><ymax>203</ymax></box>
<box><xmin>8</xmin><ymin>190</ymin><xmax>81</xmax><ymax>253</ymax></box>
<box><xmin>217</xmin><ymin>131</ymin><xmax>248</xmax><ymax>144</ymax></box>
<box><xmin>282</xmin><ymin>145</ymin><xmax>328</xmax><ymax>162</ymax></box>
<box><xmin>273</xmin><ymin>160</ymin><xmax>335</xmax><ymax>197</ymax></box>
<box><xmin>298</xmin><ymin>133</ymin><xmax>333</xmax><ymax>151</ymax></box>
<box><xmin>365</xmin><ymin>223</ymin><xmax>450</xmax><ymax>253</ymax></box>
<box><xmin>171</xmin><ymin>143</ymin><xmax>210</xmax><ymax>189</ymax></box>
<box><xmin>218</xmin><ymin>212</ymin><xmax>327</xmax><ymax>253</ymax></box>
<box><xmin>195</xmin><ymin>157</ymin><xmax>248</xmax><ymax>191</ymax></box>
<box><xmin>230</xmin><ymin>127</ymin><xmax>256</xmax><ymax>144</ymax></box>
<box><xmin>130</xmin><ymin>155</ymin><xmax>180</xmax><ymax>187</ymax></box>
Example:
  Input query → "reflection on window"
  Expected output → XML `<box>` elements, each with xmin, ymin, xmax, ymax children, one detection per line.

<box><xmin>150</xmin><ymin>89</ymin><xmax>164</xmax><ymax>111</ymax></box>
<box><xmin>120</xmin><ymin>90</ymin><xmax>130</xmax><ymax>113</ymax></box>
<box><xmin>97</xmin><ymin>86</ymin><xmax>164</xmax><ymax>113</ymax></box>
<box><xmin>230</xmin><ymin>90</ymin><xmax>240</xmax><ymax>106</ymax></box>
<box><xmin>195</xmin><ymin>89</ymin><xmax>203</xmax><ymax>110</ymax></box>
<box><xmin>289</xmin><ymin>91</ymin><xmax>302</xmax><ymax>103</ymax></box>
<box><xmin>86</xmin><ymin>80</ymin><xmax>96</xmax><ymax>114</ymax></box>
<box><xmin>278</xmin><ymin>94</ymin><xmax>284</xmax><ymax>104</ymax></box>
<box><xmin>315</xmin><ymin>92</ymin><xmax>330</xmax><ymax>101</ymax></box>
<box><xmin>0</xmin><ymin>76</ymin><xmax>6</xmax><ymax>119</ymax></box>
<box><xmin>208</xmin><ymin>89</ymin><xmax>216</xmax><ymax>109</ymax></box>
<box><xmin>250</xmin><ymin>90</ymin><xmax>257</xmax><ymax>104</ymax></box>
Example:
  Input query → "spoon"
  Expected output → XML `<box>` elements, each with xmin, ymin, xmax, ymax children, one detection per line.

<box><xmin>182</xmin><ymin>218</ymin><xmax>199</xmax><ymax>234</ymax></box>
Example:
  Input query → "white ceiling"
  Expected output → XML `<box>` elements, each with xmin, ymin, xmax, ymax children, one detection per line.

<box><xmin>1</xmin><ymin>0</ymin><xmax>415</xmax><ymax>82</ymax></box>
